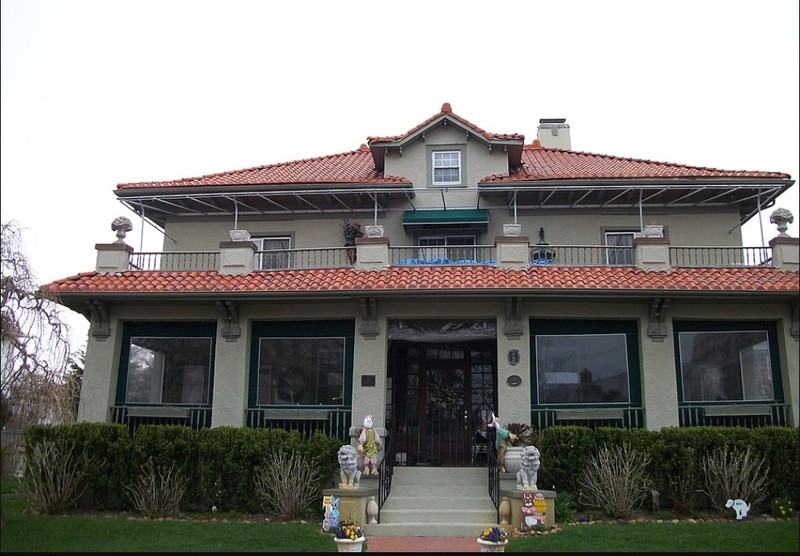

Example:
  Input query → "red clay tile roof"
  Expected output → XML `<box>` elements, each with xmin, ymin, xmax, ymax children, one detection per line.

<box><xmin>481</xmin><ymin>144</ymin><xmax>791</xmax><ymax>183</ymax></box>
<box><xmin>115</xmin><ymin>104</ymin><xmax>789</xmax><ymax>191</ymax></box>
<box><xmin>117</xmin><ymin>146</ymin><xmax>409</xmax><ymax>190</ymax></box>
<box><xmin>367</xmin><ymin>102</ymin><xmax>525</xmax><ymax>144</ymax></box>
<box><xmin>117</xmin><ymin>139</ymin><xmax>788</xmax><ymax>192</ymax></box>
<box><xmin>43</xmin><ymin>266</ymin><xmax>799</xmax><ymax>298</ymax></box>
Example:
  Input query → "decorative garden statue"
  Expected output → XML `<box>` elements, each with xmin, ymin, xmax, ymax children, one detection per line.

<box><xmin>516</xmin><ymin>445</ymin><xmax>541</xmax><ymax>490</ymax></box>
<box><xmin>488</xmin><ymin>412</ymin><xmax>517</xmax><ymax>473</ymax></box>
<box><xmin>357</xmin><ymin>414</ymin><xmax>383</xmax><ymax>476</ymax></box>
<box><xmin>337</xmin><ymin>444</ymin><xmax>361</xmax><ymax>489</ymax></box>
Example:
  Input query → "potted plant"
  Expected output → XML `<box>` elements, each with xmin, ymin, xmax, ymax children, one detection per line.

<box><xmin>503</xmin><ymin>423</ymin><xmax>538</xmax><ymax>473</ymax></box>
<box><xmin>477</xmin><ymin>526</ymin><xmax>509</xmax><ymax>552</ymax></box>
<box><xmin>334</xmin><ymin>523</ymin><xmax>366</xmax><ymax>552</ymax></box>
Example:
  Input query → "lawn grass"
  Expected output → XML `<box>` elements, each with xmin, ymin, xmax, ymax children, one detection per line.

<box><xmin>2</xmin><ymin>479</ymin><xmax>798</xmax><ymax>552</ymax></box>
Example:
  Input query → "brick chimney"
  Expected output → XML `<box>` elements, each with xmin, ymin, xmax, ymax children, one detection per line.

<box><xmin>537</xmin><ymin>118</ymin><xmax>571</xmax><ymax>150</ymax></box>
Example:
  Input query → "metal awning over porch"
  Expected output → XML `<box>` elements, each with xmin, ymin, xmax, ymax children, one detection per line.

<box><xmin>402</xmin><ymin>209</ymin><xmax>489</xmax><ymax>230</ymax></box>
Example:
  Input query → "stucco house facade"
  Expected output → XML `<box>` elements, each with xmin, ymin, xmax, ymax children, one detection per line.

<box><xmin>45</xmin><ymin>103</ymin><xmax>799</xmax><ymax>469</ymax></box>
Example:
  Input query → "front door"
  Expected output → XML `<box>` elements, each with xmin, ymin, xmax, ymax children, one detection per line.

<box><xmin>390</xmin><ymin>340</ymin><xmax>496</xmax><ymax>466</ymax></box>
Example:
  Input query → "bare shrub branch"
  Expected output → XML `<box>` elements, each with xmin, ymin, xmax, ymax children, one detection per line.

<box><xmin>17</xmin><ymin>438</ymin><xmax>90</xmax><ymax>514</ymax></box>
<box><xmin>254</xmin><ymin>449</ymin><xmax>321</xmax><ymax>520</ymax></box>
<box><xmin>125</xmin><ymin>459</ymin><xmax>188</xmax><ymax>518</ymax></box>
<box><xmin>700</xmin><ymin>445</ymin><xmax>769</xmax><ymax>513</ymax></box>
<box><xmin>578</xmin><ymin>443</ymin><xmax>652</xmax><ymax>518</ymax></box>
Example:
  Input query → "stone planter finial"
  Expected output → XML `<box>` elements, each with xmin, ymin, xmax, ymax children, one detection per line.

<box><xmin>769</xmin><ymin>208</ymin><xmax>794</xmax><ymax>237</ymax></box>
<box><xmin>111</xmin><ymin>216</ymin><xmax>133</xmax><ymax>243</ymax></box>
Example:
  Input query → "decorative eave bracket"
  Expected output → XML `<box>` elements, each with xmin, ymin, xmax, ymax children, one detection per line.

<box><xmin>217</xmin><ymin>300</ymin><xmax>241</xmax><ymax>340</ymax></box>
<box><xmin>359</xmin><ymin>298</ymin><xmax>380</xmax><ymax>340</ymax></box>
<box><xmin>86</xmin><ymin>299</ymin><xmax>110</xmax><ymax>340</ymax></box>
<box><xmin>791</xmin><ymin>301</ymin><xmax>799</xmax><ymax>339</ymax></box>
<box><xmin>648</xmin><ymin>298</ymin><xmax>669</xmax><ymax>341</ymax></box>
<box><xmin>503</xmin><ymin>297</ymin><xmax>524</xmax><ymax>339</ymax></box>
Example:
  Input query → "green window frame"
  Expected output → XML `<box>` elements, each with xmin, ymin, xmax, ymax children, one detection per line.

<box><xmin>673</xmin><ymin>320</ymin><xmax>783</xmax><ymax>403</ymax></box>
<box><xmin>249</xmin><ymin>320</ymin><xmax>356</xmax><ymax>407</ymax></box>
<box><xmin>530</xmin><ymin>319</ymin><xmax>642</xmax><ymax>406</ymax></box>
<box><xmin>117</xmin><ymin>321</ymin><xmax>216</xmax><ymax>406</ymax></box>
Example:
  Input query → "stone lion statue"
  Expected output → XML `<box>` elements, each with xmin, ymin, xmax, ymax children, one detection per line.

<box><xmin>337</xmin><ymin>444</ymin><xmax>361</xmax><ymax>488</ymax></box>
<box><xmin>516</xmin><ymin>445</ymin><xmax>540</xmax><ymax>490</ymax></box>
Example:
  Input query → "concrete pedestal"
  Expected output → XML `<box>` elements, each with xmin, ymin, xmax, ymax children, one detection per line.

<box><xmin>322</xmin><ymin>486</ymin><xmax>379</xmax><ymax>527</ymax></box>
<box><xmin>499</xmin><ymin>488</ymin><xmax>556</xmax><ymax>531</ymax></box>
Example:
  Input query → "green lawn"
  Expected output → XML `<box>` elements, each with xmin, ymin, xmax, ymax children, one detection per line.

<box><xmin>1</xmin><ymin>480</ymin><xmax>798</xmax><ymax>552</ymax></box>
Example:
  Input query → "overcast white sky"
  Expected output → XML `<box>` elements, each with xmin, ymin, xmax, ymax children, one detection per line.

<box><xmin>2</xmin><ymin>0</ymin><xmax>798</xmax><ymax>349</ymax></box>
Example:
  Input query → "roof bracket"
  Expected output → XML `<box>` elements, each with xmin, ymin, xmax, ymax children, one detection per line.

<box><xmin>359</xmin><ymin>297</ymin><xmax>380</xmax><ymax>339</ymax></box>
<box><xmin>86</xmin><ymin>299</ymin><xmax>110</xmax><ymax>340</ymax></box>
<box><xmin>217</xmin><ymin>300</ymin><xmax>241</xmax><ymax>340</ymax></box>
<box><xmin>647</xmin><ymin>297</ymin><xmax>669</xmax><ymax>340</ymax></box>
<box><xmin>503</xmin><ymin>297</ymin><xmax>524</xmax><ymax>339</ymax></box>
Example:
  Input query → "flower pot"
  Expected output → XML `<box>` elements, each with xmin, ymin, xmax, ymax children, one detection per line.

<box><xmin>477</xmin><ymin>538</ymin><xmax>508</xmax><ymax>552</ymax></box>
<box><xmin>503</xmin><ymin>446</ymin><xmax>525</xmax><ymax>474</ymax></box>
<box><xmin>364</xmin><ymin>225</ymin><xmax>384</xmax><ymax>238</ymax></box>
<box><xmin>334</xmin><ymin>537</ymin><xmax>366</xmax><ymax>552</ymax></box>
<box><xmin>228</xmin><ymin>229</ymin><xmax>251</xmax><ymax>241</ymax></box>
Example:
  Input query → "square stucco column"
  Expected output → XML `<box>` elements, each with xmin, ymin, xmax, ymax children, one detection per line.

<box><xmin>95</xmin><ymin>242</ymin><xmax>133</xmax><ymax>273</ymax></box>
<box><xmin>770</xmin><ymin>236</ymin><xmax>800</xmax><ymax>271</ymax></box>
<box><xmin>78</xmin><ymin>318</ymin><xmax>124</xmax><ymax>424</ymax></box>
<box><xmin>349</xmin><ymin>314</ymin><xmax>388</xmax><ymax>452</ymax></box>
<box><xmin>634</xmin><ymin>237</ymin><xmax>671</xmax><ymax>271</ymax></box>
<box><xmin>496</xmin><ymin>309</ymin><xmax>531</xmax><ymax>427</ymax></box>
<box><xmin>639</xmin><ymin>316</ymin><xmax>680</xmax><ymax>429</ymax></box>
<box><xmin>495</xmin><ymin>236</ymin><xmax>531</xmax><ymax>270</ymax></box>
<box><xmin>219</xmin><ymin>240</ymin><xmax>256</xmax><ymax>275</ymax></box>
<box><xmin>210</xmin><ymin>322</ymin><xmax>249</xmax><ymax>427</ymax></box>
<box><xmin>355</xmin><ymin>237</ymin><xmax>390</xmax><ymax>271</ymax></box>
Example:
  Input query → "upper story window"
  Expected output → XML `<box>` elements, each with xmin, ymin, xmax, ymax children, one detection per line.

<box><xmin>604</xmin><ymin>231</ymin><xmax>638</xmax><ymax>266</ymax></box>
<box><xmin>432</xmin><ymin>150</ymin><xmax>462</xmax><ymax>185</ymax></box>
<box><xmin>255</xmin><ymin>236</ymin><xmax>291</xmax><ymax>270</ymax></box>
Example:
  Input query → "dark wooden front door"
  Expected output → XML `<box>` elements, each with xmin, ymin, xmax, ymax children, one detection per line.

<box><xmin>390</xmin><ymin>340</ymin><xmax>496</xmax><ymax>466</ymax></box>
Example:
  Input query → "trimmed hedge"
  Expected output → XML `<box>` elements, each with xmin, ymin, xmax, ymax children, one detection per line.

<box><xmin>23</xmin><ymin>423</ymin><xmax>798</xmax><ymax>515</ymax></box>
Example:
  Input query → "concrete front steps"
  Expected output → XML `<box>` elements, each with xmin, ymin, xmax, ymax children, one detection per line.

<box><xmin>364</xmin><ymin>466</ymin><xmax>499</xmax><ymax>538</ymax></box>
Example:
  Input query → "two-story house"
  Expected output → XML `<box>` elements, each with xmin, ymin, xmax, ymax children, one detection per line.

<box><xmin>44</xmin><ymin>103</ymin><xmax>799</xmax><ymax>470</ymax></box>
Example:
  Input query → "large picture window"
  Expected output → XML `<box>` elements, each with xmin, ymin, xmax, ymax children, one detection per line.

<box><xmin>676</xmin><ymin>323</ymin><xmax>778</xmax><ymax>402</ymax></box>
<box><xmin>531</xmin><ymin>319</ymin><xmax>640</xmax><ymax>406</ymax></box>
<box><xmin>257</xmin><ymin>337</ymin><xmax>344</xmax><ymax>405</ymax></box>
<box><xmin>250</xmin><ymin>320</ymin><xmax>355</xmax><ymax>407</ymax></box>
<box><xmin>120</xmin><ymin>322</ymin><xmax>215</xmax><ymax>405</ymax></box>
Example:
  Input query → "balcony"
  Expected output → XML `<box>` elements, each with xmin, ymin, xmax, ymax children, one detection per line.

<box><xmin>125</xmin><ymin>245</ymin><xmax>776</xmax><ymax>272</ymax></box>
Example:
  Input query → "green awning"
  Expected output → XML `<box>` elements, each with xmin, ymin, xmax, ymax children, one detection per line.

<box><xmin>402</xmin><ymin>209</ymin><xmax>489</xmax><ymax>229</ymax></box>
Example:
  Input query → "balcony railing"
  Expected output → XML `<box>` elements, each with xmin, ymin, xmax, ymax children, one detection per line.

<box><xmin>670</xmin><ymin>246</ymin><xmax>772</xmax><ymax>267</ymax></box>
<box><xmin>254</xmin><ymin>247</ymin><xmax>352</xmax><ymax>270</ymax></box>
<box><xmin>130</xmin><ymin>251</ymin><xmax>220</xmax><ymax>271</ymax></box>
<box><xmin>123</xmin><ymin>245</ymin><xmax>777</xmax><ymax>272</ymax></box>
<box><xmin>390</xmin><ymin>245</ymin><xmax>496</xmax><ymax>266</ymax></box>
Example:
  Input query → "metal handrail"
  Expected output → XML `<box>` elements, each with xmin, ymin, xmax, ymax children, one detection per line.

<box><xmin>377</xmin><ymin>431</ymin><xmax>395</xmax><ymax>521</ymax></box>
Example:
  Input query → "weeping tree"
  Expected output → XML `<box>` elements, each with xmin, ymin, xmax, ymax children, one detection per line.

<box><xmin>1</xmin><ymin>220</ymin><xmax>79</xmax><ymax>432</ymax></box>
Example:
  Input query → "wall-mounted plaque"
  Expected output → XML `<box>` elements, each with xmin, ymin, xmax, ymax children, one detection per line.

<box><xmin>508</xmin><ymin>349</ymin><xmax>520</xmax><ymax>365</ymax></box>
<box><xmin>361</xmin><ymin>375</ymin><xmax>376</xmax><ymax>387</ymax></box>
<box><xmin>507</xmin><ymin>375</ymin><xmax>522</xmax><ymax>387</ymax></box>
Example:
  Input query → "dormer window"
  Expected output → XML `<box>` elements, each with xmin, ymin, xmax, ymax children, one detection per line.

<box><xmin>432</xmin><ymin>150</ymin><xmax>462</xmax><ymax>185</ymax></box>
